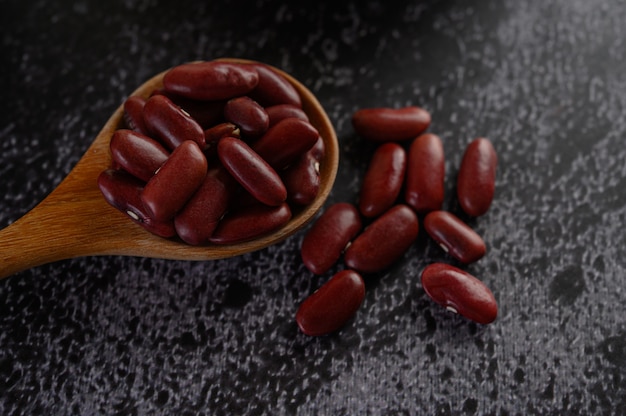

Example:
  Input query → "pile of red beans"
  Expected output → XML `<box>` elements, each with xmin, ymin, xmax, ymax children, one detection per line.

<box><xmin>98</xmin><ymin>60</ymin><xmax>325</xmax><ymax>245</ymax></box>
<box><xmin>296</xmin><ymin>107</ymin><xmax>498</xmax><ymax>336</ymax></box>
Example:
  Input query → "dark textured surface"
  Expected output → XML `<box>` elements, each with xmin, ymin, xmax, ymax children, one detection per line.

<box><xmin>1</xmin><ymin>0</ymin><xmax>625</xmax><ymax>414</ymax></box>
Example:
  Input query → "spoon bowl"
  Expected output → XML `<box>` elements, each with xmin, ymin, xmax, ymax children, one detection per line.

<box><xmin>0</xmin><ymin>58</ymin><xmax>339</xmax><ymax>279</ymax></box>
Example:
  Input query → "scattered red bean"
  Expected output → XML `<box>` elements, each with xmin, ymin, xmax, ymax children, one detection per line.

<box><xmin>163</xmin><ymin>61</ymin><xmax>259</xmax><ymax>101</ymax></box>
<box><xmin>351</xmin><ymin>106</ymin><xmax>431</xmax><ymax>142</ymax></box>
<box><xmin>405</xmin><ymin>133</ymin><xmax>445</xmax><ymax>213</ymax></box>
<box><xmin>209</xmin><ymin>202</ymin><xmax>292</xmax><ymax>245</ymax></box>
<box><xmin>141</xmin><ymin>140</ymin><xmax>208</xmax><ymax>221</ymax></box>
<box><xmin>358</xmin><ymin>142</ymin><xmax>406</xmax><ymax>218</ymax></box>
<box><xmin>109</xmin><ymin>129</ymin><xmax>170</xmax><ymax>182</ymax></box>
<box><xmin>344</xmin><ymin>204</ymin><xmax>419</xmax><ymax>274</ymax></box>
<box><xmin>301</xmin><ymin>202</ymin><xmax>362</xmax><ymax>275</ymax></box>
<box><xmin>143</xmin><ymin>94</ymin><xmax>206</xmax><ymax>150</ymax></box>
<box><xmin>296</xmin><ymin>269</ymin><xmax>365</xmax><ymax>336</ymax></box>
<box><xmin>223</xmin><ymin>96</ymin><xmax>269</xmax><ymax>138</ymax></box>
<box><xmin>424</xmin><ymin>210</ymin><xmax>486</xmax><ymax>264</ymax></box>
<box><xmin>421</xmin><ymin>263</ymin><xmax>497</xmax><ymax>324</ymax></box>
<box><xmin>457</xmin><ymin>137</ymin><xmax>497</xmax><ymax>217</ymax></box>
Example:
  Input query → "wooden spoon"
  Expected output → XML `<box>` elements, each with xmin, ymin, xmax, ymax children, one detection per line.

<box><xmin>0</xmin><ymin>58</ymin><xmax>339</xmax><ymax>279</ymax></box>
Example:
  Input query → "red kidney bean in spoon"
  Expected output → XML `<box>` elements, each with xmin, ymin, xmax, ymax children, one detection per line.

<box><xmin>223</xmin><ymin>96</ymin><xmax>269</xmax><ymax>139</ymax></box>
<box><xmin>209</xmin><ymin>202</ymin><xmax>291</xmax><ymax>245</ymax></box>
<box><xmin>141</xmin><ymin>140</ymin><xmax>208</xmax><ymax>222</ymax></box>
<box><xmin>245</xmin><ymin>62</ymin><xmax>302</xmax><ymax>108</ymax></box>
<box><xmin>405</xmin><ymin>133</ymin><xmax>445</xmax><ymax>213</ymax></box>
<box><xmin>457</xmin><ymin>138</ymin><xmax>497</xmax><ymax>217</ymax></box>
<box><xmin>420</xmin><ymin>263</ymin><xmax>497</xmax><ymax>324</ymax></box>
<box><xmin>424</xmin><ymin>210</ymin><xmax>486</xmax><ymax>264</ymax></box>
<box><xmin>217</xmin><ymin>136</ymin><xmax>287</xmax><ymax>207</ymax></box>
<box><xmin>351</xmin><ymin>106</ymin><xmax>431</xmax><ymax>142</ymax></box>
<box><xmin>296</xmin><ymin>269</ymin><xmax>365</xmax><ymax>336</ymax></box>
<box><xmin>301</xmin><ymin>203</ymin><xmax>362</xmax><ymax>275</ymax></box>
<box><xmin>265</xmin><ymin>104</ymin><xmax>309</xmax><ymax>127</ymax></box>
<box><xmin>123</xmin><ymin>95</ymin><xmax>149</xmax><ymax>135</ymax></box>
<box><xmin>252</xmin><ymin>118</ymin><xmax>320</xmax><ymax>170</ymax></box>
<box><xmin>281</xmin><ymin>151</ymin><xmax>321</xmax><ymax>206</ymax></box>
<box><xmin>358</xmin><ymin>142</ymin><xmax>406</xmax><ymax>218</ymax></box>
<box><xmin>109</xmin><ymin>129</ymin><xmax>170</xmax><ymax>182</ymax></box>
<box><xmin>143</xmin><ymin>94</ymin><xmax>206</xmax><ymax>150</ymax></box>
<box><xmin>344</xmin><ymin>204</ymin><xmax>419</xmax><ymax>274</ymax></box>
<box><xmin>163</xmin><ymin>61</ymin><xmax>259</xmax><ymax>101</ymax></box>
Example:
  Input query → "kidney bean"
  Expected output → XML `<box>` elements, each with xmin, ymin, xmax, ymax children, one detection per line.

<box><xmin>152</xmin><ymin>88</ymin><xmax>226</xmax><ymax>129</ymax></box>
<box><xmin>174</xmin><ymin>167</ymin><xmax>234</xmax><ymax>245</ymax></box>
<box><xmin>405</xmin><ymin>133</ymin><xmax>445</xmax><ymax>213</ymax></box>
<box><xmin>265</xmin><ymin>104</ymin><xmax>309</xmax><ymax>127</ymax></box>
<box><xmin>352</xmin><ymin>106</ymin><xmax>431</xmax><ymax>142</ymax></box>
<box><xmin>296</xmin><ymin>269</ymin><xmax>365</xmax><ymax>336</ymax></box>
<box><xmin>301</xmin><ymin>203</ymin><xmax>362</xmax><ymax>275</ymax></box>
<box><xmin>309</xmin><ymin>136</ymin><xmax>325</xmax><ymax>162</ymax></box>
<box><xmin>344</xmin><ymin>204</ymin><xmax>419</xmax><ymax>274</ymax></box>
<box><xmin>246</xmin><ymin>63</ymin><xmax>302</xmax><ymax>108</ymax></box>
<box><xmin>223</xmin><ymin>96</ymin><xmax>269</xmax><ymax>138</ymax></box>
<box><xmin>143</xmin><ymin>94</ymin><xmax>206</xmax><ymax>150</ymax></box>
<box><xmin>358</xmin><ymin>142</ymin><xmax>406</xmax><ymax>218</ymax></box>
<box><xmin>281</xmin><ymin>152</ymin><xmax>320</xmax><ymax>206</ymax></box>
<box><xmin>424</xmin><ymin>210</ymin><xmax>486</xmax><ymax>264</ymax></box>
<box><xmin>203</xmin><ymin>122</ymin><xmax>241</xmax><ymax>158</ymax></box>
<box><xmin>110</xmin><ymin>129</ymin><xmax>170</xmax><ymax>182</ymax></box>
<box><xmin>457</xmin><ymin>138</ymin><xmax>497</xmax><ymax>217</ymax></box>
<box><xmin>163</xmin><ymin>61</ymin><xmax>259</xmax><ymax>101</ymax></box>
<box><xmin>209</xmin><ymin>202</ymin><xmax>291</xmax><ymax>244</ymax></box>
<box><xmin>420</xmin><ymin>263</ymin><xmax>497</xmax><ymax>324</ymax></box>
<box><xmin>123</xmin><ymin>96</ymin><xmax>149</xmax><ymax>135</ymax></box>
<box><xmin>217</xmin><ymin>136</ymin><xmax>287</xmax><ymax>206</ymax></box>
<box><xmin>252</xmin><ymin>118</ymin><xmax>319</xmax><ymax>170</ymax></box>
<box><xmin>98</xmin><ymin>169</ymin><xmax>176</xmax><ymax>238</ymax></box>
<box><xmin>141</xmin><ymin>140</ymin><xmax>208</xmax><ymax>221</ymax></box>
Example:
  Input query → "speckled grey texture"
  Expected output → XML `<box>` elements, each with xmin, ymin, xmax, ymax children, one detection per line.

<box><xmin>1</xmin><ymin>0</ymin><xmax>625</xmax><ymax>414</ymax></box>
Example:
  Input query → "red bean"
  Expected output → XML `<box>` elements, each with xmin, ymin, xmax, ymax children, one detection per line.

<box><xmin>217</xmin><ymin>136</ymin><xmax>287</xmax><ymax>206</ymax></box>
<box><xmin>424</xmin><ymin>211</ymin><xmax>486</xmax><ymax>264</ymax></box>
<box><xmin>174</xmin><ymin>167</ymin><xmax>234</xmax><ymax>245</ymax></box>
<box><xmin>97</xmin><ymin>169</ymin><xmax>176</xmax><ymax>238</ymax></box>
<box><xmin>143</xmin><ymin>94</ymin><xmax>206</xmax><ymax>150</ymax></box>
<box><xmin>151</xmin><ymin>88</ymin><xmax>226</xmax><ymax>129</ymax></box>
<box><xmin>281</xmin><ymin>152</ymin><xmax>320</xmax><ymax>206</ymax></box>
<box><xmin>420</xmin><ymin>263</ymin><xmax>497</xmax><ymax>324</ymax></box>
<box><xmin>344</xmin><ymin>204</ymin><xmax>419</xmax><ymax>274</ymax></box>
<box><xmin>123</xmin><ymin>96</ymin><xmax>149</xmax><ymax>135</ymax></box>
<box><xmin>352</xmin><ymin>106</ymin><xmax>431</xmax><ymax>142</ymax></box>
<box><xmin>265</xmin><ymin>104</ymin><xmax>309</xmax><ymax>127</ymax></box>
<box><xmin>209</xmin><ymin>202</ymin><xmax>291</xmax><ymax>244</ymax></box>
<box><xmin>223</xmin><ymin>96</ymin><xmax>269</xmax><ymax>138</ymax></box>
<box><xmin>246</xmin><ymin>63</ymin><xmax>302</xmax><ymax>108</ymax></box>
<box><xmin>457</xmin><ymin>138</ymin><xmax>497</xmax><ymax>217</ymax></box>
<box><xmin>309</xmin><ymin>136</ymin><xmax>325</xmax><ymax>162</ymax></box>
<box><xmin>110</xmin><ymin>129</ymin><xmax>170</xmax><ymax>182</ymax></box>
<box><xmin>141</xmin><ymin>140</ymin><xmax>208</xmax><ymax>221</ymax></box>
<box><xmin>301</xmin><ymin>203</ymin><xmax>362</xmax><ymax>275</ymax></box>
<box><xmin>203</xmin><ymin>122</ymin><xmax>241</xmax><ymax>158</ymax></box>
<box><xmin>163</xmin><ymin>61</ymin><xmax>259</xmax><ymax>101</ymax></box>
<box><xmin>296</xmin><ymin>270</ymin><xmax>365</xmax><ymax>336</ymax></box>
<box><xmin>252</xmin><ymin>118</ymin><xmax>320</xmax><ymax>170</ymax></box>
<box><xmin>405</xmin><ymin>133</ymin><xmax>445</xmax><ymax>213</ymax></box>
<box><xmin>358</xmin><ymin>142</ymin><xmax>406</xmax><ymax>218</ymax></box>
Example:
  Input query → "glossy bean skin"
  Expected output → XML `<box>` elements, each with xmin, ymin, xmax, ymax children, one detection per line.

<box><xmin>405</xmin><ymin>133</ymin><xmax>445</xmax><ymax>213</ymax></box>
<box><xmin>296</xmin><ymin>270</ymin><xmax>365</xmax><ymax>336</ymax></box>
<box><xmin>301</xmin><ymin>203</ymin><xmax>362</xmax><ymax>275</ymax></box>
<box><xmin>265</xmin><ymin>104</ymin><xmax>309</xmax><ymax>127</ymax></box>
<box><xmin>421</xmin><ymin>263</ymin><xmax>497</xmax><ymax>324</ymax></box>
<box><xmin>309</xmin><ymin>136</ymin><xmax>325</xmax><ymax>162</ymax></box>
<box><xmin>352</xmin><ymin>106</ymin><xmax>431</xmax><ymax>142</ymax></box>
<box><xmin>203</xmin><ymin>122</ymin><xmax>240</xmax><ymax>158</ymax></box>
<box><xmin>424</xmin><ymin>211</ymin><xmax>486</xmax><ymax>264</ymax></box>
<box><xmin>141</xmin><ymin>140</ymin><xmax>208</xmax><ymax>221</ymax></box>
<box><xmin>110</xmin><ymin>129</ymin><xmax>170</xmax><ymax>182</ymax></box>
<box><xmin>174</xmin><ymin>167</ymin><xmax>234</xmax><ymax>245</ymax></box>
<box><xmin>344</xmin><ymin>204</ymin><xmax>419</xmax><ymax>274</ymax></box>
<box><xmin>152</xmin><ymin>89</ymin><xmax>226</xmax><ymax>129</ymax></box>
<box><xmin>163</xmin><ymin>61</ymin><xmax>259</xmax><ymax>101</ymax></box>
<box><xmin>217</xmin><ymin>136</ymin><xmax>287</xmax><ymax>206</ymax></box>
<box><xmin>97</xmin><ymin>169</ymin><xmax>176</xmax><ymax>238</ymax></box>
<box><xmin>281</xmin><ymin>152</ymin><xmax>320</xmax><ymax>206</ymax></box>
<box><xmin>223</xmin><ymin>96</ymin><xmax>269</xmax><ymax>138</ymax></box>
<box><xmin>246</xmin><ymin>63</ymin><xmax>302</xmax><ymax>108</ymax></box>
<box><xmin>252</xmin><ymin>118</ymin><xmax>319</xmax><ymax>170</ymax></box>
<box><xmin>358</xmin><ymin>142</ymin><xmax>406</xmax><ymax>218</ymax></box>
<box><xmin>209</xmin><ymin>202</ymin><xmax>291</xmax><ymax>244</ymax></box>
<box><xmin>123</xmin><ymin>96</ymin><xmax>149</xmax><ymax>135</ymax></box>
<box><xmin>143</xmin><ymin>94</ymin><xmax>206</xmax><ymax>150</ymax></box>
<box><xmin>457</xmin><ymin>138</ymin><xmax>497</xmax><ymax>217</ymax></box>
